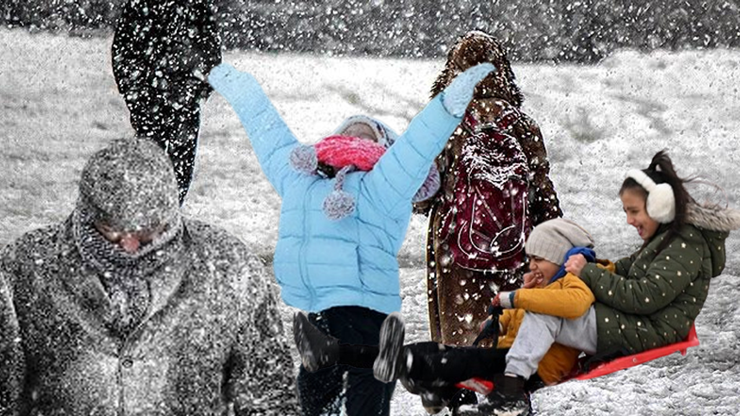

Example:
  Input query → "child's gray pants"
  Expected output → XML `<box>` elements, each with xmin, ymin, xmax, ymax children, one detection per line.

<box><xmin>505</xmin><ymin>306</ymin><xmax>598</xmax><ymax>379</ymax></box>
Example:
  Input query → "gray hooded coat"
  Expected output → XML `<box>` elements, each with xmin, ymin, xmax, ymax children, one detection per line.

<box><xmin>0</xmin><ymin>139</ymin><xmax>298</xmax><ymax>415</ymax></box>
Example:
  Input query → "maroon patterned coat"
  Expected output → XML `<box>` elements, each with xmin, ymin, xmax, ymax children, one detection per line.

<box><xmin>414</xmin><ymin>31</ymin><xmax>562</xmax><ymax>346</ymax></box>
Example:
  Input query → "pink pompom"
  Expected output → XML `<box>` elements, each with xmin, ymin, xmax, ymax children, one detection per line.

<box><xmin>314</xmin><ymin>135</ymin><xmax>386</xmax><ymax>171</ymax></box>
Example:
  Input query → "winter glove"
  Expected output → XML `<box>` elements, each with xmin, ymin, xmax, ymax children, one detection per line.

<box><xmin>440</xmin><ymin>63</ymin><xmax>496</xmax><ymax>117</ymax></box>
<box><xmin>472</xmin><ymin>304</ymin><xmax>504</xmax><ymax>347</ymax></box>
<box><xmin>208</xmin><ymin>63</ymin><xmax>263</xmax><ymax>108</ymax></box>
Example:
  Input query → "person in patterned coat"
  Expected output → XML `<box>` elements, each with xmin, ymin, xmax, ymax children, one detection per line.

<box><xmin>0</xmin><ymin>138</ymin><xmax>298</xmax><ymax>415</ymax></box>
<box><xmin>413</xmin><ymin>30</ymin><xmax>562</xmax><ymax>347</ymax></box>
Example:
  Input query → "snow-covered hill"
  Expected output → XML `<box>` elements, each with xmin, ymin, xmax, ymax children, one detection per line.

<box><xmin>1</xmin><ymin>28</ymin><xmax>738</xmax><ymax>415</ymax></box>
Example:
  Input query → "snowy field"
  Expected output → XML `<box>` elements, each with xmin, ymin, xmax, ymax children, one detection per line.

<box><xmin>1</xmin><ymin>28</ymin><xmax>739</xmax><ymax>415</ymax></box>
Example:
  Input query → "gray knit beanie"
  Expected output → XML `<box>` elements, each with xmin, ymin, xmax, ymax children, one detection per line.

<box><xmin>525</xmin><ymin>218</ymin><xmax>594</xmax><ymax>265</ymax></box>
<box><xmin>78</xmin><ymin>138</ymin><xmax>180</xmax><ymax>232</ymax></box>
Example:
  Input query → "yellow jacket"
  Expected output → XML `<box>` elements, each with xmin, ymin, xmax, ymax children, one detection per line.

<box><xmin>497</xmin><ymin>269</ymin><xmax>602</xmax><ymax>384</ymax></box>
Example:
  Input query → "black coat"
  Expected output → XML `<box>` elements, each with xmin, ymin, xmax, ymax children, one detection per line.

<box><xmin>112</xmin><ymin>0</ymin><xmax>222</xmax><ymax>202</ymax></box>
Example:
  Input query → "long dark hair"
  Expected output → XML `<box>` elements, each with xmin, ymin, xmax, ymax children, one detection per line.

<box><xmin>619</xmin><ymin>150</ymin><xmax>694</xmax><ymax>252</ymax></box>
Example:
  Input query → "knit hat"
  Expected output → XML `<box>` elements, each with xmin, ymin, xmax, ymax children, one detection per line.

<box><xmin>289</xmin><ymin>115</ymin><xmax>440</xmax><ymax>220</ymax></box>
<box><xmin>332</xmin><ymin>115</ymin><xmax>398</xmax><ymax>147</ymax></box>
<box><xmin>78</xmin><ymin>137</ymin><xmax>181</xmax><ymax>232</ymax></box>
<box><xmin>525</xmin><ymin>218</ymin><xmax>594</xmax><ymax>266</ymax></box>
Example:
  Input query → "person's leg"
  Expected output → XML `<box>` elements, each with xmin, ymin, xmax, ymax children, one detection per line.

<box><xmin>128</xmin><ymin>93</ymin><xmax>201</xmax><ymax>205</ymax></box>
<box><xmin>296</xmin><ymin>312</ymin><xmax>344</xmax><ymax>416</ymax></box>
<box><xmin>325</xmin><ymin>306</ymin><xmax>395</xmax><ymax>416</ymax></box>
<box><xmin>339</xmin><ymin>344</ymin><xmax>379</xmax><ymax>368</ymax></box>
<box><xmin>297</xmin><ymin>365</ymin><xmax>344</xmax><ymax>416</ymax></box>
<box><xmin>505</xmin><ymin>307</ymin><xmax>597</xmax><ymax>379</ymax></box>
<box><xmin>405</xmin><ymin>342</ymin><xmax>509</xmax><ymax>384</ymax></box>
<box><xmin>113</xmin><ymin>0</ymin><xmax>219</xmax><ymax>205</ymax></box>
<box><xmin>294</xmin><ymin>311</ymin><xmax>381</xmax><ymax>371</ymax></box>
<box><xmin>482</xmin><ymin>307</ymin><xmax>598</xmax><ymax>415</ymax></box>
<box><xmin>396</xmin><ymin>342</ymin><xmax>508</xmax><ymax>414</ymax></box>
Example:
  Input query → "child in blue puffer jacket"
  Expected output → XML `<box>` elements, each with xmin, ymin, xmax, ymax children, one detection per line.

<box><xmin>208</xmin><ymin>62</ymin><xmax>495</xmax><ymax>416</ymax></box>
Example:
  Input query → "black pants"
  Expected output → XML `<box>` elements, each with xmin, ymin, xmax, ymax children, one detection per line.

<box><xmin>297</xmin><ymin>306</ymin><xmax>395</xmax><ymax>416</ymax></box>
<box><xmin>339</xmin><ymin>341</ymin><xmax>544</xmax><ymax>394</ymax></box>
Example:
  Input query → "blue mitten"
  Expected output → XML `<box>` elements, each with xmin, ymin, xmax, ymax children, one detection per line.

<box><xmin>208</xmin><ymin>63</ymin><xmax>261</xmax><ymax>106</ymax></box>
<box><xmin>441</xmin><ymin>63</ymin><xmax>496</xmax><ymax>117</ymax></box>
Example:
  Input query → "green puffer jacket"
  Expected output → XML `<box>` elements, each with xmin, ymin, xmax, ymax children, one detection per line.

<box><xmin>579</xmin><ymin>212</ymin><xmax>731</xmax><ymax>355</ymax></box>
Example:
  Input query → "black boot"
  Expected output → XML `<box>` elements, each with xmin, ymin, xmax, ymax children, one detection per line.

<box><xmin>478</xmin><ymin>373</ymin><xmax>531</xmax><ymax>416</ymax></box>
<box><xmin>292</xmin><ymin>312</ymin><xmax>340</xmax><ymax>372</ymax></box>
<box><xmin>373</xmin><ymin>312</ymin><xmax>407</xmax><ymax>383</ymax></box>
<box><xmin>448</xmin><ymin>388</ymin><xmax>479</xmax><ymax>414</ymax></box>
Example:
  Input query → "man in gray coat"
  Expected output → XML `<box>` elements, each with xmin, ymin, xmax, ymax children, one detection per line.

<box><xmin>0</xmin><ymin>138</ymin><xmax>298</xmax><ymax>415</ymax></box>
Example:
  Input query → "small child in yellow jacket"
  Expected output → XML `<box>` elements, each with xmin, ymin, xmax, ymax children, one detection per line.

<box><xmin>491</xmin><ymin>218</ymin><xmax>600</xmax><ymax>386</ymax></box>
<box><xmin>294</xmin><ymin>218</ymin><xmax>602</xmax><ymax>414</ymax></box>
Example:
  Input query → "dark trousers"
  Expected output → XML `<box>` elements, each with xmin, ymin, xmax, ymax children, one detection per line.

<box><xmin>297</xmin><ymin>306</ymin><xmax>395</xmax><ymax>416</ymax></box>
<box><xmin>339</xmin><ymin>342</ymin><xmax>544</xmax><ymax>394</ymax></box>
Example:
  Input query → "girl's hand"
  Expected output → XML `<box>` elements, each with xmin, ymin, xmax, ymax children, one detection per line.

<box><xmin>441</xmin><ymin>63</ymin><xmax>496</xmax><ymax>117</ymax></box>
<box><xmin>565</xmin><ymin>254</ymin><xmax>587</xmax><ymax>277</ymax></box>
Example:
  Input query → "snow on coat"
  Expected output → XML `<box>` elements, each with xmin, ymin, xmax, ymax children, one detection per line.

<box><xmin>414</xmin><ymin>31</ymin><xmax>563</xmax><ymax>346</ymax></box>
<box><xmin>208</xmin><ymin>63</ymin><xmax>473</xmax><ymax>315</ymax></box>
<box><xmin>0</xmin><ymin>138</ymin><xmax>298</xmax><ymax>415</ymax></box>
<box><xmin>579</xmin><ymin>203</ymin><xmax>736</xmax><ymax>355</ymax></box>
<box><xmin>0</xmin><ymin>218</ymin><xmax>299</xmax><ymax>416</ymax></box>
<box><xmin>112</xmin><ymin>0</ymin><xmax>221</xmax><ymax>202</ymax></box>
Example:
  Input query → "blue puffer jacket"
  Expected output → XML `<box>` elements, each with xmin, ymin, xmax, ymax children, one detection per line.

<box><xmin>209</xmin><ymin>63</ymin><xmax>482</xmax><ymax>314</ymax></box>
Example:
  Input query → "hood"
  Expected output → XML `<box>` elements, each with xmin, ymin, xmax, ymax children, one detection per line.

<box><xmin>430</xmin><ymin>30</ymin><xmax>523</xmax><ymax>108</ymax></box>
<box><xmin>686</xmin><ymin>202</ymin><xmax>740</xmax><ymax>232</ymax></box>
<box><xmin>333</xmin><ymin>115</ymin><xmax>399</xmax><ymax>148</ymax></box>
<box><xmin>685</xmin><ymin>202</ymin><xmax>740</xmax><ymax>277</ymax></box>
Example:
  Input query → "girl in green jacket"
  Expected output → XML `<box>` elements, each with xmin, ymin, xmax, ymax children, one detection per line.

<box><xmin>485</xmin><ymin>150</ymin><xmax>739</xmax><ymax>416</ymax></box>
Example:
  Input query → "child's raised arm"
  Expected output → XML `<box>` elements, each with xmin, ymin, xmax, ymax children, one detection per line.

<box><xmin>361</xmin><ymin>63</ymin><xmax>496</xmax><ymax>219</ymax></box>
<box><xmin>209</xmin><ymin>63</ymin><xmax>303</xmax><ymax>197</ymax></box>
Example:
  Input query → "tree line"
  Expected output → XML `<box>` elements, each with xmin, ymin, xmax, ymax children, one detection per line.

<box><xmin>3</xmin><ymin>0</ymin><xmax>739</xmax><ymax>63</ymax></box>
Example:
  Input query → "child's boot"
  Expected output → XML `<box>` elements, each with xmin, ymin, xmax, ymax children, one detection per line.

<box><xmin>373</xmin><ymin>312</ymin><xmax>407</xmax><ymax>383</ymax></box>
<box><xmin>292</xmin><ymin>312</ymin><xmax>340</xmax><ymax>372</ymax></box>
<box><xmin>478</xmin><ymin>373</ymin><xmax>531</xmax><ymax>416</ymax></box>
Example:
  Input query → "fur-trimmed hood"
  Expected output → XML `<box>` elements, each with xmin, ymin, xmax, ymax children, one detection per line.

<box><xmin>685</xmin><ymin>202</ymin><xmax>738</xmax><ymax>277</ymax></box>
<box><xmin>686</xmin><ymin>202</ymin><xmax>740</xmax><ymax>232</ymax></box>
<box><xmin>431</xmin><ymin>30</ymin><xmax>523</xmax><ymax>108</ymax></box>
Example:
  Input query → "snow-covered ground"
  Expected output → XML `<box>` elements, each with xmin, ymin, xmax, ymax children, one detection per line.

<box><xmin>1</xmin><ymin>28</ymin><xmax>739</xmax><ymax>415</ymax></box>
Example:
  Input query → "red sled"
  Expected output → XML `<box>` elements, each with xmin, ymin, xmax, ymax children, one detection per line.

<box><xmin>457</xmin><ymin>324</ymin><xmax>700</xmax><ymax>395</ymax></box>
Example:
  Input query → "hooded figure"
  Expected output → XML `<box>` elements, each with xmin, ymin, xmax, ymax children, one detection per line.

<box><xmin>112</xmin><ymin>0</ymin><xmax>222</xmax><ymax>204</ymax></box>
<box><xmin>413</xmin><ymin>31</ymin><xmax>563</xmax><ymax>347</ymax></box>
<box><xmin>0</xmin><ymin>138</ymin><xmax>298</xmax><ymax>415</ymax></box>
<box><xmin>207</xmin><ymin>62</ymin><xmax>494</xmax><ymax>416</ymax></box>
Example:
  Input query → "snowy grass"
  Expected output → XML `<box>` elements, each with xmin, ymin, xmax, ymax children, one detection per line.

<box><xmin>1</xmin><ymin>28</ymin><xmax>739</xmax><ymax>415</ymax></box>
